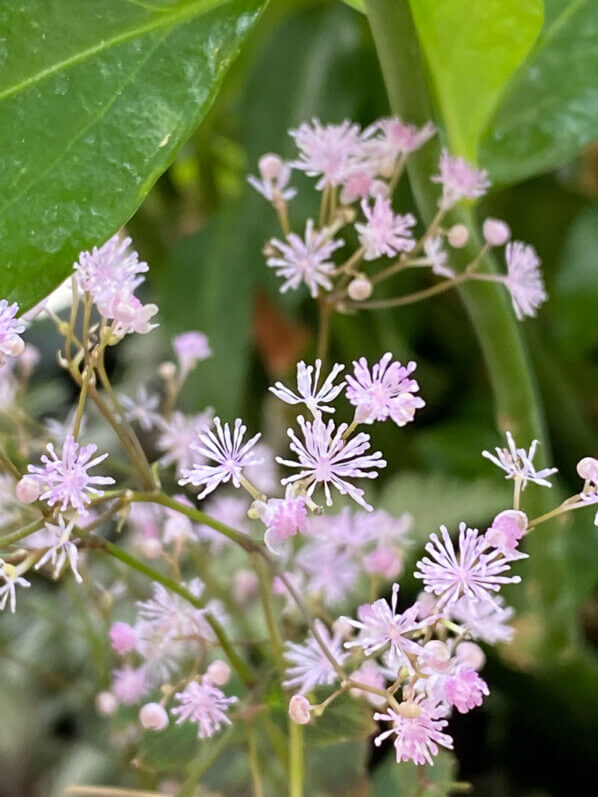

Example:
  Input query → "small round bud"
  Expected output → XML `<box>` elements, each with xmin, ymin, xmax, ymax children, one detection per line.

<box><xmin>140</xmin><ymin>537</ymin><xmax>163</xmax><ymax>559</ymax></box>
<box><xmin>96</xmin><ymin>691</ymin><xmax>118</xmax><ymax>716</ymax></box>
<box><xmin>397</xmin><ymin>701</ymin><xmax>421</xmax><ymax>719</ymax></box>
<box><xmin>16</xmin><ymin>476</ymin><xmax>40</xmax><ymax>504</ymax></box>
<box><xmin>332</xmin><ymin>617</ymin><xmax>354</xmax><ymax>640</ymax></box>
<box><xmin>139</xmin><ymin>702</ymin><xmax>169</xmax><ymax>731</ymax></box>
<box><xmin>422</xmin><ymin>640</ymin><xmax>451</xmax><ymax>671</ymax></box>
<box><xmin>233</xmin><ymin>569</ymin><xmax>259</xmax><ymax>604</ymax></box>
<box><xmin>577</xmin><ymin>456</ymin><xmax>598</xmax><ymax>481</ymax></box>
<box><xmin>456</xmin><ymin>641</ymin><xmax>486</xmax><ymax>671</ymax></box>
<box><xmin>415</xmin><ymin>591</ymin><xmax>437</xmax><ymax>619</ymax></box>
<box><xmin>347</xmin><ymin>276</ymin><xmax>373</xmax><ymax>302</ymax></box>
<box><xmin>110</xmin><ymin>621</ymin><xmax>137</xmax><ymax>655</ymax></box>
<box><xmin>483</xmin><ymin>218</ymin><xmax>511</xmax><ymax>247</ymax></box>
<box><xmin>258</xmin><ymin>153</ymin><xmax>284</xmax><ymax>181</ymax></box>
<box><xmin>206</xmin><ymin>660</ymin><xmax>231</xmax><ymax>686</ymax></box>
<box><xmin>18</xmin><ymin>344</ymin><xmax>40</xmax><ymax>377</ymax></box>
<box><xmin>289</xmin><ymin>694</ymin><xmax>311</xmax><ymax>725</ymax></box>
<box><xmin>158</xmin><ymin>361</ymin><xmax>177</xmax><ymax>381</ymax></box>
<box><xmin>4</xmin><ymin>337</ymin><xmax>25</xmax><ymax>358</ymax></box>
<box><xmin>447</xmin><ymin>224</ymin><xmax>469</xmax><ymax>248</ymax></box>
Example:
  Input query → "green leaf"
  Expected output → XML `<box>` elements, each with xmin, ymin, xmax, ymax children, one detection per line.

<box><xmin>305</xmin><ymin>694</ymin><xmax>376</xmax><ymax>746</ymax></box>
<box><xmin>409</xmin><ymin>0</ymin><xmax>543</xmax><ymax>161</ymax></box>
<box><xmin>482</xmin><ymin>0</ymin><xmax>598</xmax><ymax>184</ymax></box>
<box><xmin>135</xmin><ymin>721</ymin><xmax>199</xmax><ymax>772</ymax></box>
<box><xmin>372</xmin><ymin>749</ymin><xmax>461</xmax><ymax>797</ymax></box>
<box><xmin>0</xmin><ymin>0</ymin><xmax>266</xmax><ymax>310</ymax></box>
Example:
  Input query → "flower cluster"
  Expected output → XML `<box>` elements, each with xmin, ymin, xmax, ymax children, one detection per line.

<box><xmin>250</xmin><ymin>117</ymin><xmax>547</xmax><ymax>321</ymax></box>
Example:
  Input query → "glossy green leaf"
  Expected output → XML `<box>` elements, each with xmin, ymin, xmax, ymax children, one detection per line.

<box><xmin>372</xmin><ymin>749</ymin><xmax>461</xmax><ymax>797</ymax></box>
<box><xmin>482</xmin><ymin>0</ymin><xmax>598</xmax><ymax>183</ymax></box>
<box><xmin>409</xmin><ymin>0</ymin><xmax>543</xmax><ymax>161</ymax></box>
<box><xmin>0</xmin><ymin>0</ymin><xmax>266</xmax><ymax>310</ymax></box>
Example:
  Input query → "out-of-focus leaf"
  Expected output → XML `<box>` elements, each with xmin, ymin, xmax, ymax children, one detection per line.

<box><xmin>0</xmin><ymin>0</ymin><xmax>266</xmax><ymax>310</ymax></box>
<box><xmin>380</xmin><ymin>472</ymin><xmax>511</xmax><ymax>544</ymax></box>
<box><xmin>409</xmin><ymin>0</ymin><xmax>543</xmax><ymax>160</ymax></box>
<box><xmin>372</xmin><ymin>749</ymin><xmax>460</xmax><ymax>797</ymax></box>
<box><xmin>307</xmin><ymin>739</ymin><xmax>369</xmax><ymax>795</ymax></box>
<box><xmin>135</xmin><ymin>721</ymin><xmax>199</xmax><ymax>772</ymax></box>
<box><xmin>305</xmin><ymin>694</ymin><xmax>376</xmax><ymax>746</ymax></box>
<box><xmin>482</xmin><ymin>0</ymin><xmax>598</xmax><ymax>183</ymax></box>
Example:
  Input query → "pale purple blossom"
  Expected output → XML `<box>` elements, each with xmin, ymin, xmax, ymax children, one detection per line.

<box><xmin>179</xmin><ymin>417</ymin><xmax>262</xmax><ymax>500</ymax></box>
<box><xmin>444</xmin><ymin>667</ymin><xmax>489</xmax><ymax>714</ymax></box>
<box><xmin>423</xmin><ymin>236</ymin><xmax>455</xmax><ymax>279</ymax></box>
<box><xmin>482</xmin><ymin>431</ymin><xmax>557</xmax><ymax>488</ymax></box>
<box><xmin>349</xmin><ymin>661</ymin><xmax>387</xmax><ymax>708</ymax></box>
<box><xmin>33</xmin><ymin>515</ymin><xmax>82</xmax><ymax>582</ymax></box>
<box><xmin>248</xmin><ymin>153</ymin><xmax>296</xmax><ymax>202</ymax></box>
<box><xmin>364</xmin><ymin>117</ymin><xmax>436</xmax><ymax>176</ymax></box>
<box><xmin>257</xmin><ymin>489</ymin><xmax>308</xmax><ymax>554</ymax></box>
<box><xmin>283</xmin><ymin>620</ymin><xmax>347</xmax><ymax>694</ymax></box>
<box><xmin>75</xmin><ymin>235</ymin><xmax>148</xmax><ymax>305</ymax></box>
<box><xmin>172</xmin><ymin>679</ymin><xmax>237</xmax><ymax>739</ymax></box>
<box><xmin>270</xmin><ymin>359</ymin><xmax>345</xmax><ymax>416</ymax></box>
<box><xmin>173</xmin><ymin>331</ymin><xmax>212</xmax><ymax>374</ymax></box>
<box><xmin>103</xmin><ymin>291</ymin><xmax>158</xmax><ymax>337</ymax></box>
<box><xmin>356</xmin><ymin>197</ymin><xmax>416</xmax><ymax>261</ymax></box>
<box><xmin>0</xmin><ymin>560</ymin><xmax>30</xmax><ymax>613</ymax></box>
<box><xmin>343</xmin><ymin>584</ymin><xmax>428</xmax><ymax>667</ymax></box>
<box><xmin>110</xmin><ymin>621</ymin><xmax>137</xmax><ymax>655</ymax></box>
<box><xmin>277</xmin><ymin>414</ymin><xmax>386</xmax><ymax>510</ymax></box>
<box><xmin>120</xmin><ymin>385</ymin><xmax>160</xmax><ymax>431</ymax></box>
<box><xmin>267</xmin><ymin>220</ymin><xmax>344</xmax><ymax>298</ymax></box>
<box><xmin>374</xmin><ymin>696</ymin><xmax>453</xmax><ymax>766</ymax></box>
<box><xmin>503</xmin><ymin>241</ymin><xmax>547</xmax><ymax>320</ymax></box>
<box><xmin>339</xmin><ymin>163</ymin><xmax>379</xmax><ymax>205</ymax></box>
<box><xmin>364</xmin><ymin>546</ymin><xmax>404</xmax><ymax>580</ymax></box>
<box><xmin>112</xmin><ymin>665</ymin><xmax>149</xmax><ymax>706</ymax></box>
<box><xmin>0</xmin><ymin>300</ymin><xmax>25</xmax><ymax>365</ymax></box>
<box><xmin>28</xmin><ymin>435</ymin><xmax>115</xmax><ymax>514</ymax></box>
<box><xmin>485</xmin><ymin>509</ymin><xmax>528</xmax><ymax>560</ymax></box>
<box><xmin>297</xmin><ymin>543</ymin><xmax>359</xmax><ymax>606</ymax></box>
<box><xmin>431</xmin><ymin>150</ymin><xmax>490</xmax><ymax>208</ymax></box>
<box><xmin>415</xmin><ymin>523</ymin><xmax>521</xmax><ymax>608</ymax></box>
<box><xmin>345</xmin><ymin>353</ymin><xmax>424</xmax><ymax>427</ymax></box>
<box><xmin>137</xmin><ymin>580</ymin><xmax>211</xmax><ymax>641</ymax></box>
<box><xmin>450</xmin><ymin>595</ymin><xmax>515</xmax><ymax>645</ymax></box>
<box><xmin>157</xmin><ymin>409</ymin><xmax>214</xmax><ymax>472</ymax></box>
<box><xmin>290</xmin><ymin>119</ymin><xmax>363</xmax><ymax>189</ymax></box>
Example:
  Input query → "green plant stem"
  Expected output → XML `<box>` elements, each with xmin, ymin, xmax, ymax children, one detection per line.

<box><xmin>0</xmin><ymin>517</ymin><xmax>44</xmax><ymax>548</ymax></box>
<box><xmin>289</xmin><ymin>719</ymin><xmax>303</xmax><ymax>797</ymax></box>
<box><xmin>253</xmin><ymin>553</ymin><xmax>286</xmax><ymax>672</ymax></box>
<box><xmin>248</xmin><ymin>723</ymin><xmax>264</xmax><ymax>797</ymax></box>
<box><xmin>0</xmin><ymin>448</ymin><xmax>22</xmax><ymax>481</ymax></box>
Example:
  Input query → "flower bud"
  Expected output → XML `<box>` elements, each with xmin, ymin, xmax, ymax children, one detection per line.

<box><xmin>233</xmin><ymin>569</ymin><xmax>259</xmax><ymax>604</ymax></box>
<box><xmin>422</xmin><ymin>640</ymin><xmax>451</xmax><ymax>672</ymax></box>
<box><xmin>140</xmin><ymin>537</ymin><xmax>163</xmax><ymax>559</ymax></box>
<box><xmin>258</xmin><ymin>153</ymin><xmax>284</xmax><ymax>181</ymax></box>
<box><xmin>483</xmin><ymin>218</ymin><xmax>511</xmax><ymax>247</ymax></box>
<box><xmin>4</xmin><ymin>336</ymin><xmax>25</xmax><ymax>358</ymax></box>
<box><xmin>456</xmin><ymin>641</ymin><xmax>486</xmax><ymax>671</ymax></box>
<box><xmin>447</xmin><ymin>224</ymin><xmax>469</xmax><ymax>248</ymax></box>
<box><xmin>289</xmin><ymin>694</ymin><xmax>311</xmax><ymax>725</ymax></box>
<box><xmin>348</xmin><ymin>276</ymin><xmax>373</xmax><ymax>302</ymax></box>
<box><xmin>332</xmin><ymin>617</ymin><xmax>353</xmax><ymax>640</ymax></box>
<box><xmin>16</xmin><ymin>475</ymin><xmax>40</xmax><ymax>504</ymax></box>
<box><xmin>206</xmin><ymin>660</ymin><xmax>231</xmax><ymax>686</ymax></box>
<box><xmin>139</xmin><ymin>702</ymin><xmax>169</xmax><ymax>731</ymax></box>
<box><xmin>109</xmin><ymin>621</ymin><xmax>137</xmax><ymax>655</ymax></box>
<box><xmin>577</xmin><ymin>456</ymin><xmax>598</xmax><ymax>481</ymax></box>
<box><xmin>158</xmin><ymin>361</ymin><xmax>177</xmax><ymax>381</ymax></box>
<box><xmin>96</xmin><ymin>691</ymin><xmax>118</xmax><ymax>716</ymax></box>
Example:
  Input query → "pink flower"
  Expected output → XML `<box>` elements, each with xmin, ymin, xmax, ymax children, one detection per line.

<box><xmin>356</xmin><ymin>197</ymin><xmax>416</xmax><ymax>261</ymax></box>
<box><xmin>267</xmin><ymin>220</ymin><xmax>343</xmax><ymax>298</ymax></box>
<box><xmin>179</xmin><ymin>417</ymin><xmax>262</xmax><ymax>500</ymax></box>
<box><xmin>349</xmin><ymin>661</ymin><xmax>387</xmax><ymax>708</ymax></box>
<box><xmin>75</xmin><ymin>235</ymin><xmax>148</xmax><ymax>305</ymax></box>
<box><xmin>289</xmin><ymin>694</ymin><xmax>311</xmax><ymax>725</ymax></box>
<box><xmin>0</xmin><ymin>300</ymin><xmax>25</xmax><ymax>365</ymax></box>
<box><xmin>345</xmin><ymin>353</ymin><xmax>424</xmax><ymax>427</ymax></box>
<box><xmin>172</xmin><ymin>680</ymin><xmax>237</xmax><ymax>738</ymax></box>
<box><xmin>139</xmin><ymin>702</ymin><xmax>169</xmax><ymax>731</ymax></box>
<box><xmin>290</xmin><ymin>119</ymin><xmax>363</xmax><ymax>189</ymax></box>
<box><xmin>157</xmin><ymin>410</ymin><xmax>214</xmax><ymax>472</ymax></box>
<box><xmin>28</xmin><ymin>435</ymin><xmax>115</xmax><ymax>514</ymax></box>
<box><xmin>343</xmin><ymin>584</ymin><xmax>427</xmax><ymax>668</ymax></box>
<box><xmin>277</xmin><ymin>415</ymin><xmax>386</xmax><ymax>510</ymax></box>
<box><xmin>248</xmin><ymin>153</ymin><xmax>296</xmax><ymax>202</ymax></box>
<box><xmin>414</xmin><ymin>523</ymin><xmax>521</xmax><ymax>607</ymax></box>
<box><xmin>257</xmin><ymin>490</ymin><xmax>308</xmax><ymax>554</ymax></box>
<box><xmin>110</xmin><ymin>621</ymin><xmax>137</xmax><ymax>655</ymax></box>
<box><xmin>339</xmin><ymin>163</ymin><xmax>379</xmax><ymax>205</ymax></box>
<box><xmin>270</xmin><ymin>359</ymin><xmax>345</xmax><ymax>416</ymax></box>
<box><xmin>365</xmin><ymin>117</ymin><xmax>436</xmax><ymax>176</ymax></box>
<box><xmin>503</xmin><ymin>241</ymin><xmax>547</xmax><ymax>320</ymax></box>
<box><xmin>364</xmin><ymin>546</ymin><xmax>403</xmax><ymax>580</ymax></box>
<box><xmin>120</xmin><ymin>386</ymin><xmax>160</xmax><ymax>431</ymax></box>
<box><xmin>102</xmin><ymin>291</ymin><xmax>158</xmax><ymax>336</ymax></box>
<box><xmin>297</xmin><ymin>544</ymin><xmax>359</xmax><ymax>606</ymax></box>
<box><xmin>450</xmin><ymin>595</ymin><xmax>514</xmax><ymax>645</ymax></box>
<box><xmin>482</xmin><ymin>431</ymin><xmax>557</xmax><ymax>488</ymax></box>
<box><xmin>113</xmin><ymin>665</ymin><xmax>148</xmax><ymax>705</ymax></box>
<box><xmin>431</xmin><ymin>150</ymin><xmax>490</xmax><ymax>208</ymax></box>
<box><xmin>423</xmin><ymin>236</ymin><xmax>455</xmax><ymax>279</ymax></box>
<box><xmin>374</xmin><ymin>696</ymin><xmax>453</xmax><ymax>766</ymax></box>
<box><xmin>173</xmin><ymin>331</ymin><xmax>212</xmax><ymax>374</ymax></box>
<box><xmin>485</xmin><ymin>509</ymin><xmax>528</xmax><ymax>559</ymax></box>
<box><xmin>283</xmin><ymin>620</ymin><xmax>347</xmax><ymax>693</ymax></box>
<box><xmin>444</xmin><ymin>667</ymin><xmax>489</xmax><ymax>714</ymax></box>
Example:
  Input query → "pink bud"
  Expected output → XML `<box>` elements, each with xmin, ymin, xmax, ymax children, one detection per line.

<box><xmin>140</xmin><ymin>537</ymin><xmax>163</xmax><ymax>559</ymax></box>
<box><xmin>4</xmin><ymin>336</ymin><xmax>25</xmax><ymax>358</ymax></box>
<box><xmin>259</xmin><ymin>153</ymin><xmax>284</xmax><ymax>181</ymax></box>
<box><xmin>348</xmin><ymin>276</ymin><xmax>373</xmax><ymax>301</ymax></box>
<box><xmin>577</xmin><ymin>456</ymin><xmax>598</xmax><ymax>481</ymax></box>
<box><xmin>139</xmin><ymin>702</ymin><xmax>169</xmax><ymax>731</ymax></box>
<box><xmin>483</xmin><ymin>218</ymin><xmax>511</xmax><ymax>247</ymax></box>
<box><xmin>456</xmin><ymin>641</ymin><xmax>486</xmax><ymax>671</ymax></box>
<box><xmin>364</xmin><ymin>546</ymin><xmax>403</xmax><ymax>580</ymax></box>
<box><xmin>16</xmin><ymin>476</ymin><xmax>40</xmax><ymax>504</ymax></box>
<box><xmin>233</xmin><ymin>569</ymin><xmax>259</xmax><ymax>604</ymax></box>
<box><xmin>447</xmin><ymin>224</ymin><xmax>469</xmax><ymax>248</ymax></box>
<box><xmin>96</xmin><ymin>691</ymin><xmax>118</xmax><ymax>716</ymax></box>
<box><xmin>486</xmin><ymin>509</ymin><xmax>527</xmax><ymax>552</ymax></box>
<box><xmin>289</xmin><ymin>694</ymin><xmax>311</xmax><ymax>725</ymax></box>
<box><xmin>206</xmin><ymin>660</ymin><xmax>231</xmax><ymax>686</ymax></box>
<box><xmin>422</xmin><ymin>640</ymin><xmax>452</xmax><ymax>672</ymax></box>
<box><xmin>110</xmin><ymin>621</ymin><xmax>137</xmax><ymax>655</ymax></box>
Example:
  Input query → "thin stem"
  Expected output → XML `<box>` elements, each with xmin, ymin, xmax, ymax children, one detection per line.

<box><xmin>289</xmin><ymin>719</ymin><xmax>304</xmax><ymax>797</ymax></box>
<box><xmin>0</xmin><ymin>517</ymin><xmax>45</xmax><ymax>548</ymax></box>
<box><xmin>248</xmin><ymin>724</ymin><xmax>264</xmax><ymax>797</ymax></box>
<box><xmin>352</xmin><ymin>272</ymin><xmax>468</xmax><ymax>310</ymax></box>
<box><xmin>72</xmin><ymin>366</ymin><xmax>92</xmax><ymax>440</ymax></box>
<box><xmin>253</xmin><ymin>553</ymin><xmax>286</xmax><ymax>672</ymax></box>
<box><xmin>316</xmin><ymin>298</ymin><xmax>331</xmax><ymax>364</ymax></box>
<box><xmin>0</xmin><ymin>448</ymin><xmax>22</xmax><ymax>481</ymax></box>
<box><xmin>65</xmin><ymin>789</ymin><xmax>166</xmax><ymax>797</ymax></box>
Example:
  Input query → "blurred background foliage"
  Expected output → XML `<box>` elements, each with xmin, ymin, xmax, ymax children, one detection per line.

<box><xmin>3</xmin><ymin>0</ymin><xmax>598</xmax><ymax>794</ymax></box>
